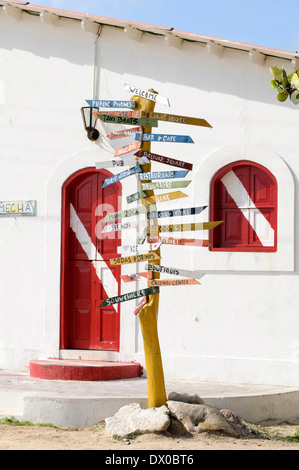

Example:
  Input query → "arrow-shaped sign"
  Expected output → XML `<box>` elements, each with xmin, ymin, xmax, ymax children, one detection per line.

<box><xmin>107</xmin><ymin>127</ymin><xmax>142</xmax><ymax>140</ymax></box>
<box><xmin>97</xmin><ymin>110</ymin><xmax>140</xmax><ymax>118</ymax></box>
<box><xmin>149</xmin><ymin>278</ymin><xmax>200</xmax><ymax>287</ymax></box>
<box><xmin>141</xmin><ymin>181</ymin><xmax>191</xmax><ymax>190</ymax></box>
<box><xmin>139</xmin><ymin>111</ymin><xmax>212</xmax><ymax>128</ymax></box>
<box><xmin>124</xmin><ymin>84</ymin><xmax>170</xmax><ymax>107</ymax></box>
<box><xmin>148</xmin><ymin>221</ymin><xmax>223</xmax><ymax>234</ymax></box>
<box><xmin>121</xmin><ymin>272</ymin><xmax>149</xmax><ymax>282</ymax></box>
<box><xmin>110</xmin><ymin>252</ymin><xmax>161</xmax><ymax>266</ymax></box>
<box><xmin>144</xmin><ymin>191</ymin><xmax>188</xmax><ymax>205</ymax></box>
<box><xmin>136</xmin><ymin>150</ymin><xmax>193</xmax><ymax>171</ymax></box>
<box><xmin>100</xmin><ymin>286</ymin><xmax>159</xmax><ymax>308</ymax></box>
<box><xmin>117</xmin><ymin>242</ymin><xmax>161</xmax><ymax>256</ymax></box>
<box><xmin>147</xmin><ymin>206</ymin><xmax>207</xmax><ymax>220</ymax></box>
<box><xmin>102</xmin><ymin>219</ymin><xmax>148</xmax><ymax>233</ymax></box>
<box><xmin>96</xmin><ymin>156</ymin><xmax>149</xmax><ymax>169</ymax></box>
<box><xmin>86</xmin><ymin>99</ymin><xmax>137</xmax><ymax>108</ymax></box>
<box><xmin>147</xmin><ymin>264</ymin><xmax>206</xmax><ymax>280</ymax></box>
<box><xmin>104</xmin><ymin>205</ymin><xmax>151</xmax><ymax>223</ymax></box>
<box><xmin>135</xmin><ymin>133</ymin><xmax>194</xmax><ymax>143</ymax></box>
<box><xmin>127</xmin><ymin>191</ymin><xmax>148</xmax><ymax>204</ymax></box>
<box><xmin>102</xmin><ymin>165</ymin><xmax>141</xmax><ymax>188</ymax></box>
<box><xmin>147</xmin><ymin>236</ymin><xmax>211</xmax><ymax>247</ymax></box>
<box><xmin>96</xmin><ymin>113</ymin><xmax>158</xmax><ymax>127</ymax></box>
<box><xmin>114</xmin><ymin>141</ymin><xmax>141</xmax><ymax>157</ymax></box>
<box><xmin>138</xmin><ymin>170</ymin><xmax>189</xmax><ymax>181</ymax></box>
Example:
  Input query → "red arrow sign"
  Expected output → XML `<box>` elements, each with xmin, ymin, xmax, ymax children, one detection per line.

<box><xmin>135</xmin><ymin>150</ymin><xmax>193</xmax><ymax>171</ymax></box>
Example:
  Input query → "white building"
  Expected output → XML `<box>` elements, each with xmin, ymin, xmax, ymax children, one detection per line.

<box><xmin>0</xmin><ymin>0</ymin><xmax>298</xmax><ymax>387</ymax></box>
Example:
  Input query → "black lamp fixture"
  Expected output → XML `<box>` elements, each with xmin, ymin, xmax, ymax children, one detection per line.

<box><xmin>81</xmin><ymin>106</ymin><xmax>100</xmax><ymax>141</ymax></box>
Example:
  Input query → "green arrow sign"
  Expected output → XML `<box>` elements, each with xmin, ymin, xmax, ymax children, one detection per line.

<box><xmin>141</xmin><ymin>180</ymin><xmax>191</xmax><ymax>190</ymax></box>
<box><xmin>100</xmin><ymin>286</ymin><xmax>159</xmax><ymax>307</ymax></box>
<box><xmin>97</xmin><ymin>114</ymin><xmax>158</xmax><ymax>127</ymax></box>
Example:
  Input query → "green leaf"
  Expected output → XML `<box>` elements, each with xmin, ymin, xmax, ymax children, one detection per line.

<box><xmin>282</xmin><ymin>77</ymin><xmax>290</xmax><ymax>89</ymax></box>
<box><xmin>270</xmin><ymin>65</ymin><xmax>284</xmax><ymax>82</ymax></box>
<box><xmin>270</xmin><ymin>80</ymin><xmax>279</xmax><ymax>89</ymax></box>
<box><xmin>277</xmin><ymin>91</ymin><xmax>288</xmax><ymax>102</ymax></box>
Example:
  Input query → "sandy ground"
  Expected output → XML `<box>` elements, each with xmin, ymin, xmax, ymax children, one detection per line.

<box><xmin>0</xmin><ymin>420</ymin><xmax>298</xmax><ymax>451</ymax></box>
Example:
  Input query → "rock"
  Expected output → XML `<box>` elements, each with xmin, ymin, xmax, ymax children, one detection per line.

<box><xmin>167</xmin><ymin>401</ymin><xmax>239</xmax><ymax>437</ymax></box>
<box><xmin>168</xmin><ymin>391</ymin><xmax>204</xmax><ymax>405</ymax></box>
<box><xmin>220</xmin><ymin>409</ymin><xmax>261</xmax><ymax>438</ymax></box>
<box><xmin>105</xmin><ymin>403</ymin><xmax>171</xmax><ymax>438</ymax></box>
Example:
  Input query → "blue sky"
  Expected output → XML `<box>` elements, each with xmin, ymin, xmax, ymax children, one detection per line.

<box><xmin>34</xmin><ymin>0</ymin><xmax>299</xmax><ymax>53</ymax></box>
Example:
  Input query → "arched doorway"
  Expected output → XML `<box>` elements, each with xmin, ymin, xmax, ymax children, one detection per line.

<box><xmin>60</xmin><ymin>168</ymin><xmax>122</xmax><ymax>351</ymax></box>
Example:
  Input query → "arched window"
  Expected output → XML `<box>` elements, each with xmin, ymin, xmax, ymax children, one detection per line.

<box><xmin>210</xmin><ymin>161</ymin><xmax>277</xmax><ymax>252</ymax></box>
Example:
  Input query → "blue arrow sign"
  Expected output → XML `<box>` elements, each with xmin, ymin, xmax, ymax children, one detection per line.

<box><xmin>86</xmin><ymin>99</ymin><xmax>136</xmax><ymax>109</ymax></box>
<box><xmin>147</xmin><ymin>206</ymin><xmax>208</xmax><ymax>219</ymax></box>
<box><xmin>138</xmin><ymin>170</ymin><xmax>189</xmax><ymax>181</ymax></box>
<box><xmin>102</xmin><ymin>165</ymin><xmax>141</xmax><ymax>188</ymax></box>
<box><xmin>135</xmin><ymin>133</ymin><xmax>194</xmax><ymax>143</ymax></box>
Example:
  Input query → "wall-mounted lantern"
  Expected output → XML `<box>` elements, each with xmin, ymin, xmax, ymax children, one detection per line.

<box><xmin>81</xmin><ymin>106</ymin><xmax>100</xmax><ymax>141</ymax></box>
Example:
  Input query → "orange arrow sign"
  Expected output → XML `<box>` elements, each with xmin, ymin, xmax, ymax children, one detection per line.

<box><xmin>149</xmin><ymin>278</ymin><xmax>200</xmax><ymax>287</ymax></box>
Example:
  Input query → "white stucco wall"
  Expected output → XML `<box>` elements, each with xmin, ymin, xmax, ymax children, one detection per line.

<box><xmin>0</xmin><ymin>8</ymin><xmax>298</xmax><ymax>386</ymax></box>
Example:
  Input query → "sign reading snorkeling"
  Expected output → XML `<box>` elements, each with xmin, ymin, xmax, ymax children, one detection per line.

<box><xmin>0</xmin><ymin>200</ymin><xmax>36</xmax><ymax>217</ymax></box>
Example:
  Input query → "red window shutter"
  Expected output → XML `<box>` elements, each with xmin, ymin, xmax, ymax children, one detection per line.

<box><xmin>210</xmin><ymin>161</ymin><xmax>277</xmax><ymax>252</ymax></box>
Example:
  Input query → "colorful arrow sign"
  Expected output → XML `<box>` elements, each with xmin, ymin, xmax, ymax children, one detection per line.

<box><xmin>147</xmin><ymin>206</ymin><xmax>207</xmax><ymax>220</ymax></box>
<box><xmin>104</xmin><ymin>205</ymin><xmax>151</xmax><ymax>223</ymax></box>
<box><xmin>141</xmin><ymin>181</ymin><xmax>191</xmax><ymax>190</ymax></box>
<box><xmin>117</xmin><ymin>242</ymin><xmax>161</xmax><ymax>256</ymax></box>
<box><xmin>147</xmin><ymin>264</ymin><xmax>206</xmax><ymax>280</ymax></box>
<box><xmin>86</xmin><ymin>99</ymin><xmax>137</xmax><ymax>108</ymax></box>
<box><xmin>124</xmin><ymin>84</ymin><xmax>170</xmax><ymax>107</ymax></box>
<box><xmin>148</xmin><ymin>221</ymin><xmax>223</xmax><ymax>234</ymax></box>
<box><xmin>110</xmin><ymin>252</ymin><xmax>161</xmax><ymax>266</ymax></box>
<box><xmin>147</xmin><ymin>236</ymin><xmax>211</xmax><ymax>247</ymax></box>
<box><xmin>102</xmin><ymin>165</ymin><xmax>141</xmax><ymax>188</ymax></box>
<box><xmin>135</xmin><ymin>133</ymin><xmax>194</xmax><ymax>143</ymax></box>
<box><xmin>136</xmin><ymin>150</ymin><xmax>193</xmax><ymax>171</ymax></box>
<box><xmin>140</xmin><ymin>111</ymin><xmax>212</xmax><ymax>128</ymax></box>
<box><xmin>121</xmin><ymin>272</ymin><xmax>149</xmax><ymax>282</ymax></box>
<box><xmin>97</xmin><ymin>110</ymin><xmax>140</xmax><ymax>118</ymax></box>
<box><xmin>114</xmin><ymin>141</ymin><xmax>141</xmax><ymax>157</ymax></box>
<box><xmin>144</xmin><ymin>191</ymin><xmax>188</xmax><ymax>205</ymax></box>
<box><xmin>96</xmin><ymin>156</ymin><xmax>149</xmax><ymax>169</ymax></box>
<box><xmin>107</xmin><ymin>127</ymin><xmax>142</xmax><ymax>140</ymax></box>
<box><xmin>100</xmin><ymin>286</ymin><xmax>159</xmax><ymax>308</ymax></box>
<box><xmin>96</xmin><ymin>114</ymin><xmax>158</xmax><ymax>127</ymax></box>
<box><xmin>149</xmin><ymin>278</ymin><xmax>200</xmax><ymax>287</ymax></box>
<box><xmin>138</xmin><ymin>170</ymin><xmax>189</xmax><ymax>181</ymax></box>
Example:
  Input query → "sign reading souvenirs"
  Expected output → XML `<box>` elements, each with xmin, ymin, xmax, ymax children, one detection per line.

<box><xmin>141</xmin><ymin>181</ymin><xmax>191</xmax><ymax>190</ymax></box>
<box><xmin>107</xmin><ymin>127</ymin><xmax>142</xmax><ymax>140</ymax></box>
<box><xmin>124</xmin><ymin>84</ymin><xmax>171</xmax><ymax>107</ymax></box>
<box><xmin>0</xmin><ymin>200</ymin><xmax>36</xmax><ymax>217</ymax></box>
<box><xmin>148</xmin><ymin>221</ymin><xmax>223</xmax><ymax>234</ymax></box>
<box><xmin>135</xmin><ymin>133</ymin><xmax>194</xmax><ymax>143</ymax></box>
<box><xmin>147</xmin><ymin>236</ymin><xmax>211</xmax><ymax>247</ymax></box>
<box><xmin>147</xmin><ymin>206</ymin><xmax>207</xmax><ymax>220</ymax></box>
<box><xmin>86</xmin><ymin>99</ymin><xmax>137</xmax><ymax>108</ymax></box>
<box><xmin>136</xmin><ymin>150</ymin><xmax>193</xmax><ymax>171</ymax></box>
<box><xmin>149</xmin><ymin>278</ymin><xmax>200</xmax><ymax>287</ymax></box>
<box><xmin>100</xmin><ymin>286</ymin><xmax>159</xmax><ymax>307</ymax></box>
<box><xmin>147</xmin><ymin>264</ymin><xmax>206</xmax><ymax>280</ymax></box>
<box><xmin>96</xmin><ymin>156</ymin><xmax>149</xmax><ymax>169</ymax></box>
<box><xmin>118</xmin><ymin>242</ymin><xmax>161</xmax><ymax>256</ymax></box>
<box><xmin>102</xmin><ymin>165</ymin><xmax>141</xmax><ymax>188</ymax></box>
<box><xmin>110</xmin><ymin>252</ymin><xmax>161</xmax><ymax>266</ymax></box>
<box><xmin>96</xmin><ymin>113</ymin><xmax>158</xmax><ymax>127</ymax></box>
<box><xmin>138</xmin><ymin>170</ymin><xmax>189</xmax><ymax>181</ymax></box>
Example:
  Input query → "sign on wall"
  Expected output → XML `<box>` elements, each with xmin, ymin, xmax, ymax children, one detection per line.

<box><xmin>0</xmin><ymin>200</ymin><xmax>36</xmax><ymax>217</ymax></box>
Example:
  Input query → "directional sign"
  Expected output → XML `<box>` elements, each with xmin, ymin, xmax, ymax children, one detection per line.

<box><xmin>107</xmin><ymin>127</ymin><xmax>142</xmax><ymax>140</ymax></box>
<box><xmin>102</xmin><ymin>165</ymin><xmax>141</xmax><ymax>188</ymax></box>
<box><xmin>139</xmin><ymin>111</ymin><xmax>212</xmax><ymax>128</ymax></box>
<box><xmin>110</xmin><ymin>252</ymin><xmax>161</xmax><ymax>266</ymax></box>
<box><xmin>141</xmin><ymin>181</ymin><xmax>191</xmax><ymax>190</ymax></box>
<box><xmin>97</xmin><ymin>110</ymin><xmax>140</xmax><ymax>118</ymax></box>
<box><xmin>147</xmin><ymin>206</ymin><xmax>207</xmax><ymax>220</ymax></box>
<box><xmin>86</xmin><ymin>99</ymin><xmax>137</xmax><ymax>108</ymax></box>
<box><xmin>102</xmin><ymin>219</ymin><xmax>148</xmax><ymax>234</ymax></box>
<box><xmin>124</xmin><ymin>84</ymin><xmax>170</xmax><ymax>107</ymax></box>
<box><xmin>147</xmin><ymin>236</ymin><xmax>211</xmax><ymax>247</ymax></box>
<box><xmin>148</xmin><ymin>221</ymin><xmax>223</xmax><ymax>234</ymax></box>
<box><xmin>136</xmin><ymin>150</ymin><xmax>193</xmax><ymax>171</ymax></box>
<box><xmin>138</xmin><ymin>170</ymin><xmax>189</xmax><ymax>181</ymax></box>
<box><xmin>134</xmin><ymin>296</ymin><xmax>148</xmax><ymax>315</ymax></box>
<box><xmin>144</xmin><ymin>191</ymin><xmax>188</xmax><ymax>205</ymax></box>
<box><xmin>135</xmin><ymin>133</ymin><xmax>194</xmax><ymax>143</ymax></box>
<box><xmin>96</xmin><ymin>113</ymin><xmax>158</xmax><ymax>127</ymax></box>
<box><xmin>149</xmin><ymin>278</ymin><xmax>200</xmax><ymax>287</ymax></box>
<box><xmin>147</xmin><ymin>264</ymin><xmax>206</xmax><ymax>280</ymax></box>
<box><xmin>100</xmin><ymin>286</ymin><xmax>159</xmax><ymax>308</ymax></box>
<box><xmin>104</xmin><ymin>205</ymin><xmax>150</xmax><ymax>223</ymax></box>
<box><xmin>96</xmin><ymin>156</ymin><xmax>149</xmax><ymax>169</ymax></box>
<box><xmin>114</xmin><ymin>141</ymin><xmax>141</xmax><ymax>157</ymax></box>
<box><xmin>121</xmin><ymin>272</ymin><xmax>149</xmax><ymax>282</ymax></box>
<box><xmin>117</xmin><ymin>242</ymin><xmax>161</xmax><ymax>256</ymax></box>
<box><xmin>127</xmin><ymin>190</ymin><xmax>148</xmax><ymax>204</ymax></box>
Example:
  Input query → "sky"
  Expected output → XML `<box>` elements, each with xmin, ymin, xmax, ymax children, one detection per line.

<box><xmin>31</xmin><ymin>0</ymin><xmax>299</xmax><ymax>53</ymax></box>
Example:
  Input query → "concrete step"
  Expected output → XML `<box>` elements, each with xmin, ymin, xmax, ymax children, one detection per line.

<box><xmin>29</xmin><ymin>359</ymin><xmax>143</xmax><ymax>381</ymax></box>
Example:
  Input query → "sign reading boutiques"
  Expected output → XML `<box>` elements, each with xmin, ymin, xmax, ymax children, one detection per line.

<box><xmin>0</xmin><ymin>200</ymin><xmax>36</xmax><ymax>216</ymax></box>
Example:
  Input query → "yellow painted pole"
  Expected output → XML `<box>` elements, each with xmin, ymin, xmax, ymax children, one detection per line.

<box><xmin>131</xmin><ymin>89</ymin><xmax>167</xmax><ymax>408</ymax></box>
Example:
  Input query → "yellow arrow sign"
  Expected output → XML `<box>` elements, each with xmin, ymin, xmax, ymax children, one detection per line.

<box><xmin>110</xmin><ymin>252</ymin><xmax>160</xmax><ymax>266</ymax></box>
<box><xmin>144</xmin><ymin>191</ymin><xmax>188</xmax><ymax>205</ymax></box>
<box><xmin>140</xmin><ymin>111</ymin><xmax>212</xmax><ymax>128</ymax></box>
<box><xmin>148</xmin><ymin>221</ymin><xmax>223</xmax><ymax>234</ymax></box>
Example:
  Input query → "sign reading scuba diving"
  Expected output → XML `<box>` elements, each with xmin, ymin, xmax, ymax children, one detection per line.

<box><xmin>0</xmin><ymin>200</ymin><xmax>36</xmax><ymax>217</ymax></box>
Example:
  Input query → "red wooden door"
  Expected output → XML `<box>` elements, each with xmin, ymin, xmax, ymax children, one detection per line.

<box><xmin>61</xmin><ymin>169</ymin><xmax>121</xmax><ymax>351</ymax></box>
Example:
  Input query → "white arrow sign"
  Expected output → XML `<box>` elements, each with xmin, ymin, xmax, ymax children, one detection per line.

<box><xmin>102</xmin><ymin>219</ymin><xmax>148</xmax><ymax>233</ymax></box>
<box><xmin>124</xmin><ymin>83</ymin><xmax>170</xmax><ymax>107</ymax></box>
<box><xmin>146</xmin><ymin>264</ymin><xmax>206</xmax><ymax>280</ymax></box>
<box><xmin>96</xmin><ymin>156</ymin><xmax>149</xmax><ymax>169</ymax></box>
<box><xmin>118</xmin><ymin>242</ymin><xmax>161</xmax><ymax>255</ymax></box>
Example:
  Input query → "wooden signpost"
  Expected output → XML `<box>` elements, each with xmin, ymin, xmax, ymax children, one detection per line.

<box><xmin>136</xmin><ymin>150</ymin><xmax>193</xmax><ymax>171</ymax></box>
<box><xmin>110</xmin><ymin>252</ymin><xmax>161</xmax><ymax>266</ymax></box>
<box><xmin>135</xmin><ymin>133</ymin><xmax>194</xmax><ymax>143</ymax></box>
